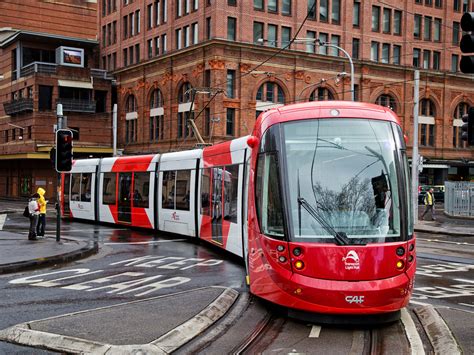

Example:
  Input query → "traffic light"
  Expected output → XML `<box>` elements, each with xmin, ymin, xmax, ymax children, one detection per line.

<box><xmin>55</xmin><ymin>129</ymin><xmax>73</xmax><ymax>172</ymax></box>
<box><xmin>461</xmin><ymin>107</ymin><xmax>474</xmax><ymax>146</ymax></box>
<box><xmin>460</xmin><ymin>12</ymin><xmax>474</xmax><ymax>73</ymax></box>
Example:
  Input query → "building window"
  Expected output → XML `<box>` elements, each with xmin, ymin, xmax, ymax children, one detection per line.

<box><xmin>372</xmin><ymin>6</ymin><xmax>380</xmax><ymax>31</ymax></box>
<box><xmin>228</xmin><ymin>17</ymin><xmax>236</xmax><ymax>41</ymax></box>
<box><xmin>382</xmin><ymin>43</ymin><xmax>390</xmax><ymax>63</ymax></box>
<box><xmin>228</xmin><ymin>0</ymin><xmax>237</xmax><ymax>6</ymax></box>
<box><xmin>309</xmin><ymin>87</ymin><xmax>334</xmax><ymax>101</ymax></box>
<box><xmin>353</xmin><ymin>1</ymin><xmax>360</xmax><ymax>27</ymax></box>
<box><xmin>451</xmin><ymin>54</ymin><xmax>459</xmax><ymax>72</ymax></box>
<box><xmin>162</xmin><ymin>34</ymin><xmax>167</xmax><ymax>52</ymax></box>
<box><xmin>376</xmin><ymin>94</ymin><xmax>397</xmax><ymax>112</ymax></box>
<box><xmin>308</xmin><ymin>0</ymin><xmax>316</xmax><ymax>19</ymax></box>
<box><xmin>135</xmin><ymin>43</ymin><xmax>140</xmax><ymax>63</ymax></box>
<box><xmin>205</xmin><ymin>108</ymin><xmax>211</xmax><ymax>136</ymax></box>
<box><xmin>371</xmin><ymin>41</ymin><xmax>379</xmax><ymax>61</ymax></box>
<box><xmin>282</xmin><ymin>0</ymin><xmax>291</xmax><ymax>15</ymax></box>
<box><xmin>454</xmin><ymin>0</ymin><xmax>461</xmax><ymax>11</ymax></box>
<box><xmin>419</xmin><ymin>99</ymin><xmax>436</xmax><ymax>147</ymax></box>
<box><xmin>331</xmin><ymin>0</ymin><xmax>340</xmax><ymax>24</ymax></box>
<box><xmin>413</xmin><ymin>48</ymin><xmax>421</xmax><ymax>67</ymax></box>
<box><xmin>123</xmin><ymin>48</ymin><xmax>128</xmax><ymax>66</ymax></box>
<box><xmin>424</xmin><ymin>16</ymin><xmax>432</xmax><ymax>40</ymax></box>
<box><xmin>226</xmin><ymin>108</ymin><xmax>235</xmax><ymax>136</ymax></box>
<box><xmin>147</xmin><ymin>3</ymin><xmax>153</xmax><ymax>29</ymax></box>
<box><xmin>282</xmin><ymin>26</ymin><xmax>291</xmax><ymax>48</ymax></box>
<box><xmin>414</xmin><ymin>15</ymin><xmax>422</xmax><ymax>38</ymax></box>
<box><xmin>227</xmin><ymin>70</ymin><xmax>235</xmax><ymax>98</ymax></box>
<box><xmin>452</xmin><ymin>22</ymin><xmax>460</xmax><ymax>45</ymax></box>
<box><xmin>434</xmin><ymin>18</ymin><xmax>441</xmax><ymax>42</ymax></box>
<box><xmin>176</xmin><ymin>28</ymin><xmax>182</xmax><ymax>49</ymax></box>
<box><xmin>150</xmin><ymin>89</ymin><xmax>164</xmax><ymax>141</ymax></box>
<box><xmin>330</xmin><ymin>35</ymin><xmax>340</xmax><ymax>56</ymax></box>
<box><xmin>254</xmin><ymin>0</ymin><xmax>263</xmax><ymax>10</ymax></box>
<box><xmin>383</xmin><ymin>8</ymin><xmax>391</xmax><ymax>33</ymax></box>
<box><xmin>253</xmin><ymin>21</ymin><xmax>264</xmax><ymax>43</ymax></box>
<box><xmin>306</xmin><ymin>31</ymin><xmax>316</xmax><ymax>53</ymax></box>
<box><xmin>184</xmin><ymin>25</ymin><xmax>190</xmax><ymax>47</ymax></box>
<box><xmin>320</xmin><ymin>0</ymin><xmax>328</xmax><ymax>22</ymax></box>
<box><xmin>423</xmin><ymin>50</ymin><xmax>430</xmax><ymax>69</ymax></box>
<box><xmin>394</xmin><ymin>10</ymin><xmax>402</xmax><ymax>35</ymax></box>
<box><xmin>393</xmin><ymin>45</ymin><xmax>401</xmax><ymax>65</ymax></box>
<box><xmin>268</xmin><ymin>24</ymin><xmax>277</xmax><ymax>47</ymax></box>
<box><xmin>147</xmin><ymin>39</ymin><xmax>153</xmax><ymax>58</ymax></box>
<box><xmin>126</xmin><ymin>95</ymin><xmax>137</xmax><ymax>112</ymax></box>
<box><xmin>255</xmin><ymin>82</ymin><xmax>285</xmax><ymax>117</ymax></box>
<box><xmin>206</xmin><ymin>17</ymin><xmax>211</xmax><ymax>39</ymax></box>
<box><xmin>463</xmin><ymin>0</ymin><xmax>469</xmax><ymax>12</ymax></box>
<box><xmin>433</xmin><ymin>51</ymin><xmax>440</xmax><ymax>70</ymax></box>
<box><xmin>155</xmin><ymin>36</ymin><xmax>160</xmax><ymax>55</ymax></box>
<box><xmin>435</xmin><ymin>0</ymin><xmax>442</xmax><ymax>7</ymax></box>
<box><xmin>123</xmin><ymin>16</ymin><xmax>128</xmax><ymax>38</ymax></box>
<box><xmin>352</xmin><ymin>38</ymin><xmax>360</xmax><ymax>59</ymax></box>
<box><xmin>318</xmin><ymin>33</ymin><xmax>328</xmax><ymax>54</ymax></box>
<box><xmin>268</xmin><ymin>0</ymin><xmax>277</xmax><ymax>12</ymax></box>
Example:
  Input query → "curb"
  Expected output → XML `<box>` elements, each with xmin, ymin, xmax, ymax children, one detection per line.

<box><xmin>0</xmin><ymin>240</ymin><xmax>99</xmax><ymax>274</ymax></box>
<box><xmin>414</xmin><ymin>226</ymin><xmax>474</xmax><ymax>237</ymax></box>
<box><xmin>0</xmin><ymin>287</ymin><xmax>239</xmax><ymax>354</ymax></box>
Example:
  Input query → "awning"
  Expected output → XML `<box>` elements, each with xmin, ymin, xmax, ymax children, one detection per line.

<box><xmin>58</xmin><ymin>79</ymin><xmax>93</xmax><ymax>89</ymax></box>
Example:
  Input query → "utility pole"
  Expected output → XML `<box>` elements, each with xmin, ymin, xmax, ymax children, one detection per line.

<box><xmin>411</xmin><ymin>70</ymin><xmax>420</xmax><ymax>222</ymax></box>
<box><xmin>113</xmin><ymin>103</ymin><xmax>117</xmax><ymax>156</ymax></box>
<box><xmin>56</xmin><ymin>104</ymin><xmax>63</xmax><ymax>242</ymax></box>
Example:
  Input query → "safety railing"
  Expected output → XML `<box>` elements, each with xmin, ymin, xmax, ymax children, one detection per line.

<box><xmin>445</xmin><ymin>181</ymin><xmax>474</xmax><ymax>217</ymax></box>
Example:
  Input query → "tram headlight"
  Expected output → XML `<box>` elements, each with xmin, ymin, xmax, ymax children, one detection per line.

<box><xmin>278</xmin><ymin>256</ymin><xmax>287</xmax><ymax>263</ymax></box>
<box><xmin>277</xmin><ymin>245</ymin><xmax>285</xmax><ymax>252</ymax></box>
<box><xmin>396</xmin><ymin>247</ymin><xmax>405</xmax><ymax>256</ymax></box>
<box><xmin>294</xmin><ymin>260</ymin><xmax>305</xmax><ymax>270</ymax></box>
<box><xmin>408</xmin><ymin>255</ymin><xmax>414</xmax><ymax>263</ymax></box>
<box><xmin>409</xmin><ymin>244</ymin><xmax>415</xmax><ymax>252</ymax></box>
<box><xmin>396</xmin><ymin>260</ymin><xmax>405</xmax><ymax>270</ymax></box>
<box><xmin>293</xmin><ymin>247</ymin><xmax>302</xmax><ymax>256</ymax></box>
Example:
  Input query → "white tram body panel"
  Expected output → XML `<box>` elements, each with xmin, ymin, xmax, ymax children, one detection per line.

<box><xmin>69</xmin><ymin>159</ymin><xmax>99</xmax><ymax>221</ymax></box>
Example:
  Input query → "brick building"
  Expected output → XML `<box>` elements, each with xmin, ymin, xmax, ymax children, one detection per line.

<box><xmin>100</xmin><ymin>0</ymin><xmax>474</xmax><ymax>185</ymax></box>
<box><xmin>0</xmin><ymin>0</ymin><xmax>114</xmax><ymax>199</ymax></box>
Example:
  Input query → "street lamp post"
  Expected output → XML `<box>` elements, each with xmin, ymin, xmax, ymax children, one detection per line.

<box><xmin>261</xmin><ymin>37</ymin><xmax>355</xmax><ymax>101</ymax></box>
<box><xmin>316</xmin><ymin>39</ymin><xmax>355</xmax><ymax>102</ymax></box>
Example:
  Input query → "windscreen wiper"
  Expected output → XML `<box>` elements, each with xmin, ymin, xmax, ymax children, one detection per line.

<box><xmin>297</xmin><ymin>197</ymin><xmax>349</xmax><ymax>246</ymax></box>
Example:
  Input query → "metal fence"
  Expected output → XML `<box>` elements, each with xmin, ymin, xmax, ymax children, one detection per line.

<box><xmin>445</xmin><ymin>181</ymin><xmax>474</xmax><ymax>217</ymax></box>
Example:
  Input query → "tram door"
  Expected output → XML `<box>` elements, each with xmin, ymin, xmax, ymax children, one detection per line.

<box><xmin>118</xmin><ymin>172</ymin><xmax>132</xmax><ymax>223</ymax></box>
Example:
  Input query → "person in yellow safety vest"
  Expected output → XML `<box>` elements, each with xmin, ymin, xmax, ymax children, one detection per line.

<box><xmin>421</xmin><ymin>187</ymin><xmax>436</xmax><ymax>221</ymax></box>
<box><xmin>36</xmin><ymin>187</ymin><xmax>48</xmax><ymax>237</ymax></box>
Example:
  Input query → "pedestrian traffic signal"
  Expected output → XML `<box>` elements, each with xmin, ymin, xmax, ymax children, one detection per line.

<box><xmin>460</xmin><ymin>12</ymin><xmax>474</xmax><ymax>73</ymax></box>
<box><xmin>461</xmin><ymin>107</ymin><xmax>474</xmax><ymax>146</ymax></box>
<box><xmin>55</xmin><ymin>129</ymin><xmax>73</xmax><ymax>172</ymax></box>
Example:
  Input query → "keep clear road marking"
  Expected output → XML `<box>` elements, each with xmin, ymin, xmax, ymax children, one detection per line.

<box><xmin>104</xmin><ymin>239</ymin><xmax>187</xmax><ymax>245</ymax></box>
<box><xmin>309</xmin><ymin>325</ymin><xmax>321</xmax><ymax>338</ymax></box>
<box><xmin>0</xmin><ymin>214</ymin><xmax>6</xmax><ymax>230</ymax></box>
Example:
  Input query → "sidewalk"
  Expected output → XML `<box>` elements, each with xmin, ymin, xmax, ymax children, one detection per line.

<box><xmin>415</xmin><ymin>203</ymin><xmax>474</xmax><ymax>237</ymax></box>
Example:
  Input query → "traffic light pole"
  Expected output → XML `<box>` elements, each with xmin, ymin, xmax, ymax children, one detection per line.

<box><xmin>56</xmin><ymin>104</ymin><xmax>63</xmax><ymax>243</ymax></box>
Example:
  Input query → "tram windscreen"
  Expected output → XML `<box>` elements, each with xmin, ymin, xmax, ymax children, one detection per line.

<box><xmin>283</xmin><ymin>119</ymin><xmax>402</xmax><ymax>244</ymax></box>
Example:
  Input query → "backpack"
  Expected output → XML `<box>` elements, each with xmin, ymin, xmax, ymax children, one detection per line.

<box><xmin>23</xmin><ymin>206</ymin><xmax>30</xmax><ymax>218</ymax></box>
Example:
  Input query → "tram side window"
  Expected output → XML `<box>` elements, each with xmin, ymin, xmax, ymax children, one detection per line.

<box><xmin>102</xmin><ymin>172</ymin><xmax>116</xmax><ymax>205</ymax></box>
<box><xmin>201</xmin><ymin>168</ymin><xmax>211</xmax><ymax>216</ymax></box>
<box><xmin>71</xmin><ymin>174</ymin><xmax>81</xmax><ymax>201</ymax></box>
<box><xmin>133</xmin><ymin>172</ymin><xmax>150</xmax><ymax>208</ymax></box>
<box><xmin>224</xmin><ymin>164</ymin><xmax>239</xmax><ymax>224</ymax></box>
<box><xmin>81</xmin><ymin>173</ymin><xmax>92</xmax><ymax>202</ymax></box>
<box><xmin>255</xmin><ymin>153</ymin><xmax>285</xmax><ymax>239</ymax></box>
<box><xmin>162</xmin><ymin>170</ymin><xmax>176</xmax><ymax>209</ymax></box>
<box><xmin>176</xmin><ymin>170</ymin><xmax>191</xmax><ymax>211</ymax></box>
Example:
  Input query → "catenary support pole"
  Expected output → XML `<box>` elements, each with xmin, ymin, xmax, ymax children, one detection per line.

<box><xmin>56</xmin><ymin>104</ymin><xmax>63</xmax><ymax>242</ymax></box>
<box><xmin>411</xmin><ymin>70</ymin><xmax>420</xmax><ymax>222</ymax></box>
<box><xmin>113</xmin><ymin>103</ymin><xmax>117</xmax><ymax>156</ymax></box>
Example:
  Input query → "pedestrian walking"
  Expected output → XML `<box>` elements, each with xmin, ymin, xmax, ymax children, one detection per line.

<box><xmin>36</xmin><ymin>187</ymin><xmax>47</xmax><ymax>237</ymax></box>
<box><xmin>421</xmin><ymin>187</ymin><xmax>436</xmax><ymax>221</ymax></box>
<box><xmin>28</xmin><ymin>193</ymin><xmax>40</xmax><ymax>240</ymax></box>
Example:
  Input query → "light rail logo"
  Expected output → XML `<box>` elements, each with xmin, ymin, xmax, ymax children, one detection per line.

<box><xmin>342</xmin><ymin>250</ymin><xmax>360</xmax><ymax>270</ymax></box>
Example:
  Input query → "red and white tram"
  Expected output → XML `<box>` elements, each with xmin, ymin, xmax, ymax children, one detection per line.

<box><xmin>61</xmin><ymin>101</ymin><xmax>415</xmax><ymax>321</ymax></box>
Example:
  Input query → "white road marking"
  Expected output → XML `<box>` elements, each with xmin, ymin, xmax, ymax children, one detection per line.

<box><xmin>458</xmin><ymin>303</ymin><xmax>474</xmax><ymax>308</ymax></box>
<box><xmin>410</xmin><ymin>300</ymin><xmax>431</xmax><ymax>306</ymax></box>
<box><xmin>0</xmin><ymin>214</ymin><xmax>6</xmax><ymax>230</ymax></box>
<box><xmin>308</xmin><ymin>325</ymin><xmax>321</xmax><ymax>338</ymax></box>
<box><xmin>418</xmin><ymin>238</ymin><xmax>474</xmax><ymax>246</ymax></box>
<box><xmin>400</xmin><ymin>308</ymin><xmax>426</xmax><ymax>355</ymax></box>
<box><xmin>454</xmin><ymin>278</ymin><xmax>474</xmax><ymax>284</ymax></box>
<box><xmin>104</xmin><ymin>239</ymin><xmax>187</xmax><ymax>245</ymax></box>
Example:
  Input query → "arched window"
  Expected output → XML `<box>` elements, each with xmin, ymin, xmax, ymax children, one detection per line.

<box><xmin>376</xmin><ymin>94</ymin><xmax>397</xmax><ymax>113</ymax></box>
<box><xmin>453</xmin><ymin>102</ymin><xmax>470</xmax><ymax>148</ymax></box>
<box><xmin>419</xmin><ymin>98</ymin><xmax>436</xmax><ymax>147</ymax></box>
<box><xmin>125</xmin><ymin>95</ymin><xmax>138</xmax><ymax>143</ymax></box>
<box><xmin>126</xmin><ymin>95</ymin><xmax>137</xmax><ymax>112</ymax></box>
<box><xmin>150</xmin><ymin>89</ymin><xmax>164</xmax><ymax>141</ymax></box>
<box><xmin>256</xmin><ymin>82</ymin><xmax>285</xmax><ymax>118</ymax></box>
<box><xmin>177</xmin><ymin>82</ymin><xmax>193</xmax><ymax>138</ymax></box>
<box><xmin>309</xmin><ymin>88</ymin><xmax>334</xmax><ymax>101</ymax></box>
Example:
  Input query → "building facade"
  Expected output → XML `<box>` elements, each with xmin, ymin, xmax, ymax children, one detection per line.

<box><xmin>100</xmin><ymin>0</ymin><xmax>474</xmax><ymax>185</ymax></box>
<box><xmin>0</xmin><ymin>0</ymin><xmax>114</xmax><ymax>199</ymax></box>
